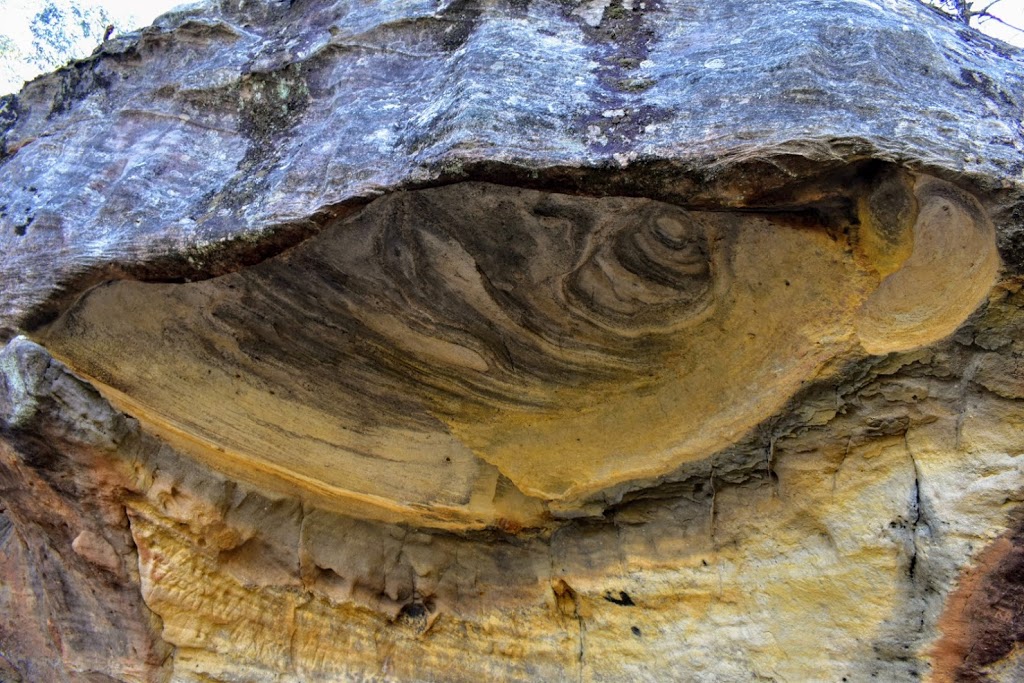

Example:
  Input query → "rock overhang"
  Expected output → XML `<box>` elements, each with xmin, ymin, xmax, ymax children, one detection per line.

<box><xmin>1</xmin><ymin>0</ymin><xmax>1022</xmax><ymax>339</ymax></box>
<box><xmin>28</xmin><ymin>166</ymin><xmax>999</xmax><ymax>530</ymax></box>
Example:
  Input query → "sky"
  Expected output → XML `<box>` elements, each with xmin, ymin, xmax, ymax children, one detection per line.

<box><xmin>970</xmin><ymin>0</ymin><xmax>1024</xmax><ymax>44</ymax></box>
<box><xmin>84</xmin><ymin>0</ymin><xmax>183</xmax><ymax>18</ymax></box>
<box><xmin>0</xmin><ymin>0</ymin><xmax>185</xmax><ymax>45</ymax></box>
<box><xmin>0</xmin><ymin>0</ymin><xmax>1022</xmax><ymax>96</ymax></box>
<box><xmin>0</xmin><ymin>0</ymin><xmax>185</xmax><ymax>94</ymax></box>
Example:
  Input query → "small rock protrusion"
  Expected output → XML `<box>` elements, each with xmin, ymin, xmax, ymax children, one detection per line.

<box><xmin>71</xmin><ymin>530</ymin><xmax>121</xmax><ymax>573</ymax></box>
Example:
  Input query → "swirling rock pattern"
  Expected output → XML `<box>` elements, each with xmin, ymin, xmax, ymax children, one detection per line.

<box><xmin>34</xmin><ymin>176</ymin><xmax>997</xmax><ymax>530</ymax></box>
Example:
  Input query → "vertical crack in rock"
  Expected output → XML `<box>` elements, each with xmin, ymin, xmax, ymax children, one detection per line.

<box><xmin>552</xmin><ymin>577</ymin><xmax>586</xmax><ymax>683</ymax></box>
<box><xmin>906</xmin><ymin>432</ymin><xmax>924</xmax><ymax>583</ymax></box>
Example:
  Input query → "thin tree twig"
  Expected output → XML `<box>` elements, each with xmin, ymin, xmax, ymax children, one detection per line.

<box><xmin>976</xmin><ymin>11</ymin><xmax>1024</xmax><ymax>34</ymax></box>
<box><xmin>922</xmin><ymin>0</ymin><xmax>1024</xmax><ymax>34</ymax></box>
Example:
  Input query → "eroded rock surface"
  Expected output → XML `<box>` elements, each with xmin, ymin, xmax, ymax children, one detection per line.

<box><xmin>32</xmin><ymin>174</ymin><xmax>1000</xmax><ymax>529</ymax></box>
<box><xmin>2</xmin><ymin>0</ymin><xmax>1024</xmax><ymax>681</ymax></box>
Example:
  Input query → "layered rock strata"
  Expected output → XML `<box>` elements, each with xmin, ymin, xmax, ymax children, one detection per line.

<box><xmin>2</xmin><ymin>0</ymin><xmax>1024</xmax><ymax>681</ymax></box>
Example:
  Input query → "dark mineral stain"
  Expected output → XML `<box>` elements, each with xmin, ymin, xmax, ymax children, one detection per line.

<box><xmin>603</xmin><ymin>590</ymin><xmax>635</xmax><ymax>606</ymax></box>
<box><xmin>399</xmin><ymin>601</ymin><xmax>427</xmax><ymax>620</ymax></box>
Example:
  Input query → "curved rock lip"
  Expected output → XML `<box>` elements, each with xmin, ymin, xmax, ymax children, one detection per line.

<box><xmin>1</xmin><ymin>0</ymin><xmax>1022</xmax><ymax>341</ymax></box>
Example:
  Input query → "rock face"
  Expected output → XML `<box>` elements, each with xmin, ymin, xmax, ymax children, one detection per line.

<box><xmin>1</xmin><ymin>0</ymin><xmax>1024</xmax><ymax>681</ymax></box>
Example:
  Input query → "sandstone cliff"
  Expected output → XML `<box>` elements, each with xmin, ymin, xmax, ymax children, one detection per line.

<box><xmin>2</xmin><ymin>0</ymin><xmax>1024</xmax><ymax>681</ymax></box>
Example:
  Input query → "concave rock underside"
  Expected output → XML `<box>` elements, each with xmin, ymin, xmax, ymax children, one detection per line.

<box><xmin>2</xmin><ymin>0</ymin><xmax>1024</xmax><ymax>681</ymax></box>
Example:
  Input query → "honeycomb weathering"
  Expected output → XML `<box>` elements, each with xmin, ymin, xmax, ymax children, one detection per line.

<box><xmin>35</xmin><ymin>175</ymin><xmax>997</xmax><ymax>528</ymax></box>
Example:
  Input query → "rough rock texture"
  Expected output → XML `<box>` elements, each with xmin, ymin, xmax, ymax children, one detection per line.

<box><xmin>2</xmin><ymin>0</ymin><xmax>1024</xmax><ymax>681</ymax></box>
